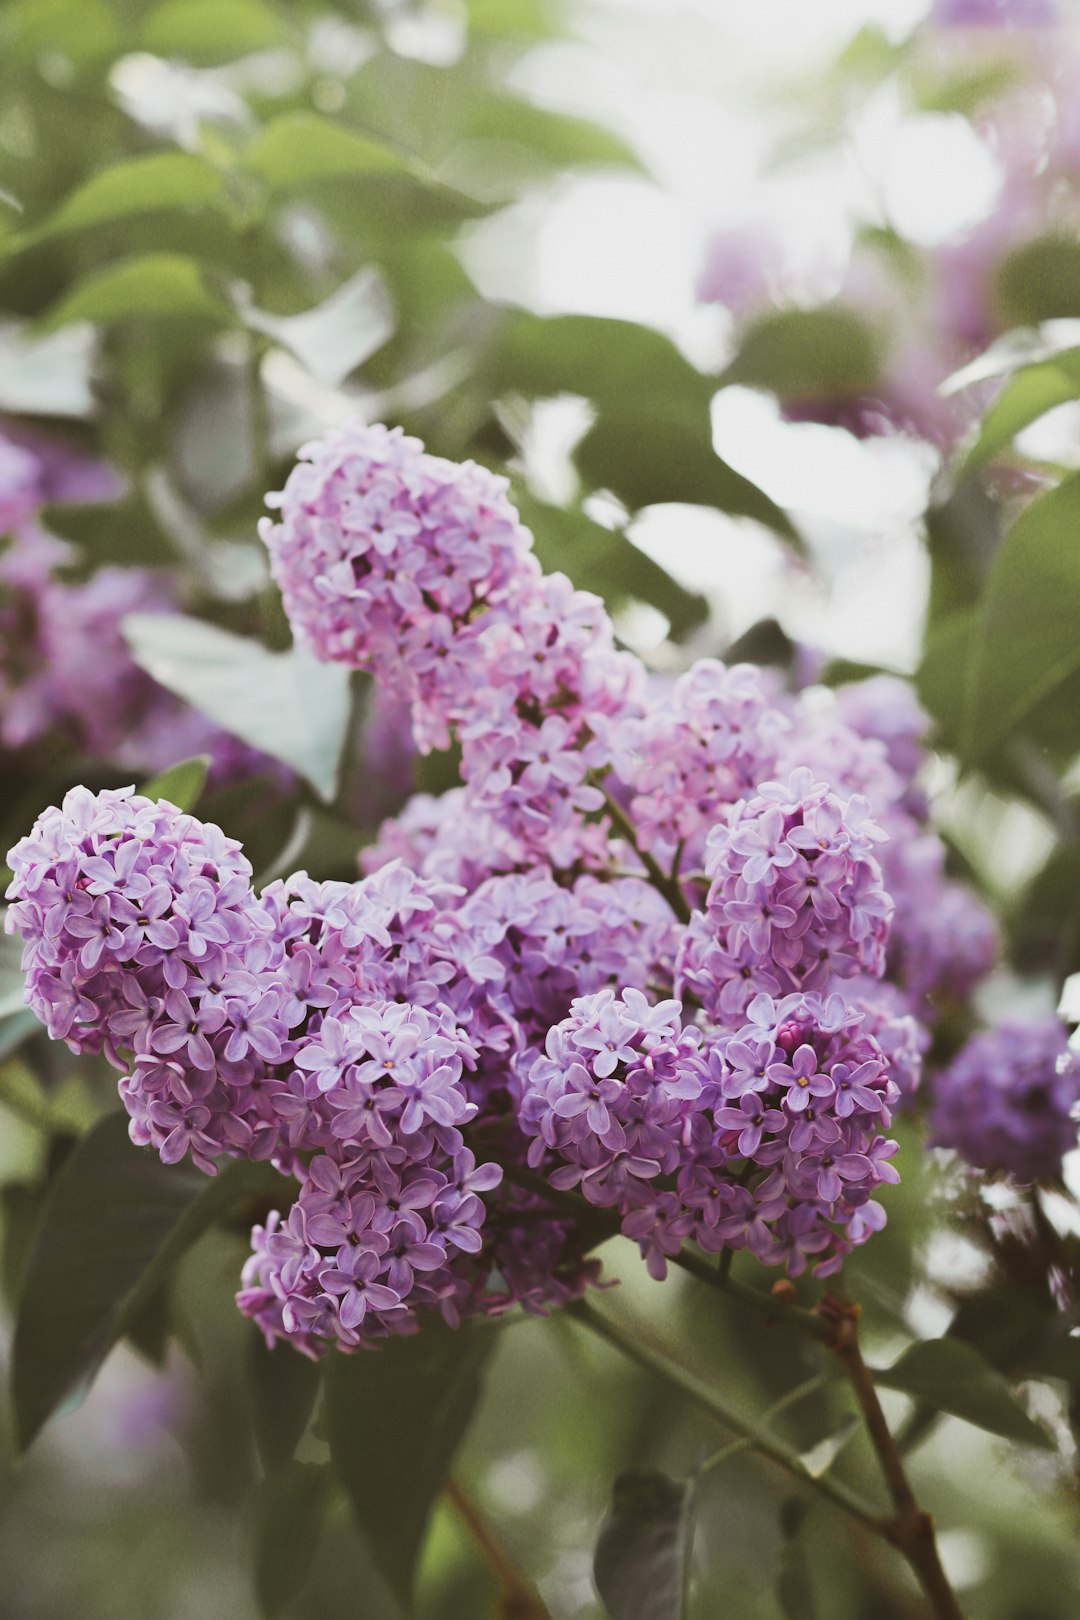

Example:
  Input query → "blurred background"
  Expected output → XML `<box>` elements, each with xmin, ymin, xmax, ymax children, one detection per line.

<box><xmin>4</xmin><ymin>0</ymin><xmax>1080</xmax><ymax>1615</ymax></box>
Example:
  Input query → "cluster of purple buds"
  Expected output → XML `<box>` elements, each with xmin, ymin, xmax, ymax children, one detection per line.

<box><xmin>677</xmin><ymin>769</ymin><xmax>893</xmax><ymax>1023</ymax></box>
<box><xmin>930</xmin><ymin>1018</ymin><xmax>1080</xmax><ymax>1182</ymax></box>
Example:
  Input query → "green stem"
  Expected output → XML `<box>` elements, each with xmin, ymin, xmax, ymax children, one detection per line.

<box><xmin>699</xmin><ymin>1373</ymin><xmax>830</xmax><ymax>1477</ymax></box>
<box><xmin>569</xmin><ymin>1299</ymin><xmax>882</xmax><ymax>1533</ymax></box>
<box><xmin>670</xmin><ymin>1247</ymin><xmax>825</xmax><ymax>1339</ymax></box>
<box><xmin>597</xmin><ymin>785</ymin><xmax>692</xmax><ymax>924</ymax></box>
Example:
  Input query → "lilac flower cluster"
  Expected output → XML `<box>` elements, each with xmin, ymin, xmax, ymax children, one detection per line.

<box><xmin>930</xmin><ymin>1019</ymin><xmax>1080</xmax><ymax>1182</ymax></box>
<box><xmin>8</xmin><ymin>421</ymin><xmax>1017</xmax><ymax>1355</ymax></box>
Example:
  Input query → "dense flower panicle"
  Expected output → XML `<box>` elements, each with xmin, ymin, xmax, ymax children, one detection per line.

<box><xmin>610</xmin><ymin>660</ymin><xmax>788</xmax><ymax>872</ymax></box>
<box><xmin>259</xmin><ymin>420</ymin><xmax>539</xmax><ymax>747</ymax></box>
<box><xmin>8</xmin><ymin>422</ymin><xmax>1020</xmax><ymax>1354</ymax></box>
<box><xmin>5</xmin><ymin>786</ymin><xmax>285</xmax><ymax>1172</ymax></box>
<box><xmin>929</xmin><ymin>1019</ymin><xmax>1080</xmax><ymax>1181</ymax></box>
<box><xmin>518</xmin><ymin>987</ymin><xmax>900</xmax><ymax>1280</ymax></box>
<box><xmin>689</xmin><ymin>769</ymin><xmax>893</xmax><ymax>1018</ymax></box>
<box><xmin>517</xmin><ymin>987</ymin><xmax>708</xmax><ymax>1204</ymax></box>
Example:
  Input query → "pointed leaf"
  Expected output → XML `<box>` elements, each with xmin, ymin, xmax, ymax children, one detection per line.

<box><xmin>12</xmin><ymin>1112</ymin><xmax>286</xmax><ymax>1451</ymax></box>
<box><xmin>956</xmin><ymin>347</ymin><xmax>1080</xmax><ymax>477</ymax></box>
<box><xmin>960</xmin><ymin>473</ymin><xmax>1080</xmax><ymax>764</ymax></box>
<box><xmin>138</xmin><ymin>755</ymin><xmax>211</xmax><ymax>813</ymax></box>
<box><xmin>246</xmin><ymin>112</ymin><xmax>420</xmax><ymax>191</ymax></box>
<box><xmin>43</xmin><ymin>254</ymin><xmax>234</xmax><ymax>329</ymax></box>
<box><xmin>593</xmin><ymin>1468</ymin><xmax>695</xmax><ymax>1620</ymax></box>
<box><xmin>250</xmin><ymin>1334</ymin><xmax>323</xmax><ymax>1475</ymax></box>
<box><xmin>254</xmin><ymin>1462</ymin><xmax>331</xmax><ymax>1619</ymax></box>
<box><xmin>15</xmin><ymin>153</ymin><xmax>227</xmax><ymax>251</ymax></box>
<box><xmin>123</xmin><ymin>614</ymin><xmax>351</xmax><ymax>800</ymax></box>
<box><xmin>722</xmin><ymin>307</ymin><xmax>883</xmax><ymax>398</ymax></box>
<box><xmin>995</xmin><ymin>235</ymin><xmax>1080</xmax><ymax>327</ymax></box>
<box><xmin>140</xmin><ymin>0</ymin><xmax>285</xmax><ymax>61</ymax></box>
<box><xmin>872</xmin><ymin>1338</ymin><xmax>1052</xmax><ymax>1448</ymax></box>
<box><xmin>576</xmin><ymin>409</ymin><xmax>800</xmax><ymax>543</ymax></box>
<box><xmin>324</xmin><ymin>1319</ymin><xmax>496</xmax><ymax>1607</ymax></box>
<box><xmin>487</xmin><ymin>311</ymin><xmax>714</xmax><ymax>411</ymax></box>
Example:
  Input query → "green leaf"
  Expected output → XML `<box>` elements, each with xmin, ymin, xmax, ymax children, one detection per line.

<box><xmin>123</xmin><ymin>614</ymin><xmax>352</xmax><ymax>801</ymax></box>
<box><xmin>873</xmin><ymin>1338</ymin><xmax>1052</xmax><ymax>1448</ymax></box>
<box><xmin>323</xmin><ymin>1319</ymin><xmax>496</xmax><ymax>1607</ymax></box>
<box><xmin>246</xmin><ymin>112</ymin><xmax>419</xmax><ymax>192</ymax></box>
<box><xmin>137</xmin><ymin>755</ymin><xmax>211</xmax><ymax>813</ymax></box>
<box><xmin>11</xmin><ymin>1112</ymin><xmax>286</xmax><ymax>1451</ymax></box>
<box><xmin>250</xmin><ymin>1334</ymin><xmax>323</xmax><ymax>1475</ymax></box>
<box><xmin>722</xmin><ymin>307</ymin><xmax>883</xmax><ymax>398</ymax></box>
<box><xmin>593</xmin><ymin>1468</ymin><xmax>695</xmax><ymax>1620</ymax></box>
<box><xmin>576</xmin><ymin>410</ymin><xmax>801</xmax><ymax>543</ymax></box>
<box><xmin>464</xmin><ymin>0</ymin><xmax>557</xmax><ymax>33</ymax></box>
<box><xmin>956</xmin><ymin>347</ymin><xmax>1080</xmax><ymax>477</ymax></box>
<box><xmin>515</xmin><ymin>493</ymin><xmax>708</xmax><ymax>639</ymax></box>
<box><xmin>995</xmin><ymin>235</ymin><xmax>1080</xmax><ymax>327</ymax></box>
<box><xmin>253</xmin><ymin>1462</ymin><xmax>331</xmax><ymax>1619</ymax></box>
<box><xmin>140</xmin><ymin>0</ymin><xmax>285</xmax><ymax>62</ymax></box>
<box><xmin>42</xmin><ymin>254</ymin><xmax>234</xmax><ymax>329</ymax></box>
<box><xmin>915</xmin><ymin>609</ymin><xmax>976</xmax><ymax>749</ymax></box>
<box><xmin>242</xmin><ymin>267</ymin><xmax>394</xmax><ymax>388</ymax></box>
<box><xmin>960</xmin><ymin>474</ymin><xmax>1080</xmax><ymax>764</ymax></box>
<box><xmin>487</xmin><ymin>311</ymin><xmax>713</xmax><ymax>411</ymax></box>
<box><xmin>14</xmin><ymin>154</ymin><xmax>227</xmax><ymax>250</ymax></box>
<box><xmin>7</xmin><ymin>0</ymin><xmax>121</xmax><ymax>62</ymax></box>
<box><xmin>464</xmin><ymin>95</ymin><xmax>640</xmax><ymax>171</ymax></box>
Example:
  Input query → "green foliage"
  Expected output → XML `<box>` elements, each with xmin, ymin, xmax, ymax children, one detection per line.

<box><xmin>873</xmin><ymin>1337</ymin><xmax>1051</xmax><ymax>1447</ymax></box>
<box><xmin>245</xmin><ymin>112</ymin><xmax>426</xmax><ymax>191</ymax></box>
<box><xmin>593</xmin><ymin>1468</ymin><xmax>695</xmax><ymax>1620</ymax></box>
<box><xmin>253</xmin><ymin>1462</ymin><xmax>332</xmax><ymax>1619</ymax></box>
<box><xmin>123</xmin><ymin>615</ymin><xmax>353</xmax><ymax>801</ymax></box>
<box><xmin>43</xmin><ymin>254</ymin><xmax>236</xmax><ymax>329</ymax></box>
<box><xmin>249</xmin><ymin>1334</ymin><xmax>324</xmax><ymax>1475</ymax></box>
<box><xmin>138</xmin><ymin>755</ymin><xmax>211</xmax><ymax>813</ymax></box>
<box><xmin>959</xmin><ymin>474</ymin><xmax>1080</xmax><ymax>764</ymax></box>
<box><xmin>139</xmin><ymin>0</ymin><xmax>287</xmax><ymax>62</ymax></box>
<box><xmin>576</xmin><ymin>409</ymin><xmax>800</xmax><ymax>542</ymax></box>
<box><xmin>11</xmin><ymin>153</ymin><xmax>229</xmax><ymax>249</ymax></box>
<box><xmin>323</xmin><ymin>1321</ymin><xmax>497</xmax><ymax>1607</ymax></box>
<box><xmin>994</xmin><ymin>234</ymin><xmax>1080</xmax><ymax>326</ymax></box>
<box><xmin>722</xmin><ymin>307</ymin><xmax>883</xmax><ymax>398</ymax></box>
<box><xmin>955</xmin><ymin>346</ymin><xmax>1080</xmax><ymax>476</ymax></box>
<box><xmin>11</xmin><ymin>1113</ymin><xmax>285</xmax><ymax>1451</ymax></box>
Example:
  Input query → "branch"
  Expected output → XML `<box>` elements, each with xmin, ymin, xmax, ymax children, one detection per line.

<box><xmin>818</xmin><ymin>1299</ymin><xmax>968</xmax><ymax>1620</ymax></box>
<box><xmin>568</xmin><ymin>1299</ymin><xmax>882</xmax><ymax>1533</ymax></box>
<box><xmin>446</xmin><ymin>1478</ymin><xmax>554</xmax><ymax>1620</ymax></box>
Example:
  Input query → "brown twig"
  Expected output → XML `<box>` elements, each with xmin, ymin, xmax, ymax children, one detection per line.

<box><xmin>446</xmin><ymin>1477</ymin><xmax>554</xmax><ymax>1620</ymax></box>
<box><xmin>818</xmin><ymin>1298</ymin><xmax>968</xmax><ymax>1620</ymax></box>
